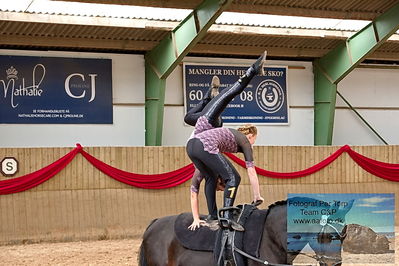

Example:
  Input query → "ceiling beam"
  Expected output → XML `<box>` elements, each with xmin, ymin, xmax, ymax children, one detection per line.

<box><xmin>0</xmin><ymin>11</ymin><xmax>175</xmax><ymax>28</ymax></box>
<box><xmin>317</xmin><ymin>3</ymin><xmax>399</xmax><ymax>84</ymax></box>
<box><xmin>314</xmin><ymin>2</ymin><xmax>399</xmax><ymax>145</ymax></box>
<box><xmin>2</xmin><ymin>32</ymin><xmax>399</xmax><ymax>61</ymax></box>
<box><xmin>54</xmin><ymin>0</ymin><xmax>395</xmax><ymax>20</ymax></box>
<box><xmin>145</xmin><ymin>0</ymin><xmax>232</xmax><ymax>146</ymax></box>
<box><xmin>0</xmin><ymin>35</ymin><xmax>158</xmax><ymax>51</ymax></box>
<box><xmin>2</xmin><ymin>11</ymin><xmax>399</xmax><ymax>42</ymax></box>
<box><xmin>0</xmin><ymin>11</ymin><xmax>398</xmax><ymax>60</ymax></box>
<box><xmin>192</xmin><ymin>44</ymin><xmax>329</xmax><ymax>58</ymax></box>
<box><xmin>145</xmin><ymin>0</ymin><xmax>232</xmax><ymax>79</ymax></box>
<box><xmin>52</xmin><ymin>0</ymin><xmax>203</xmax><ymax>9</ymax></box>
<box><xmin>229</xmin><ymin>4</ymin><xmax>382</xmax><ymax>21</ymax></box>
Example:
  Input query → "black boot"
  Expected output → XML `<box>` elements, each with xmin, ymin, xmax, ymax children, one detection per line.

<box><xmin>205</xmin><ymin>214</ymin><xmax>218</xmax><ymax>222</ymax></box>
<box><xmin>252</xmin><ymin>51</ymin><xmax>267</xmax><ymax>76</ymax></box>
<box><xmin>203</xmin><ymin>75</ymin><xmax>223</xmax><ymax>128</ymax></box>
<box><xmin>222</xmin><ymin>198</ymin><xmax>245</xmax><ymax>232</ymax></box>
<box><xmin>203</xmin><ymin>75</ymin><xmax>220</xmax><ymax>105</ymax></box>
<box><xmin>239</xmin><ymin>51</ymin><xmax>267</xmax><ymax>83</ymax></box>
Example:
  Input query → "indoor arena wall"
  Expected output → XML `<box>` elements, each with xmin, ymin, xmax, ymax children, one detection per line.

<box><xmin>0</xmin><ymin>145</ymin><xmax>397</xmax><ymax>244</ymax></box>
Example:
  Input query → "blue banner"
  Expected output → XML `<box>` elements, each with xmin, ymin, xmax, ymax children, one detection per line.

<box><xmin>0</xmin><ymin>55</ymin><xmax>112</xmax><ymax>124</ymax></box>
<box><xmin>184</xmin><ymin>63</ymin><xmax>288</xmax><ymax>124</ymax></box>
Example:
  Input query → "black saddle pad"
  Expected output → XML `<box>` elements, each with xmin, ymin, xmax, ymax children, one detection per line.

<box><xmin>242</xmin><ymin>208</ymin><xmax>268</xmax><ymax>257</ymax></box>
<box><xmin>174</xmin><ymin>212</ymin><xmax>217</xmax><ymax>251</ymax></box>
<box><xmin>174</xmin><ymin>209</ymin><xmax>268</xmax><ymax>255</ymax></box>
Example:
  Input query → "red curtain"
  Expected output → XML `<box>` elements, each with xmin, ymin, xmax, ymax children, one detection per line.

<box><xmin>347</xmin><ymin>148</ymin><xmax>399</xmax><ymax>182</ymax></box>
<box><xmin>0</xmin><ymin>146</ymin><xmax>80</xmax><ymax>195</ymax></box>
<box><xmin>79</xmin><ymin>148</ymin><xmax>194</xmax><ymax>189</ymax></box>
<box><xmin>0</xmin><ymin>144</ymin><xmax>398</xmax><ymax>195</ymax></box>
<box><xmin>224</xmin><ymin>145</ymin><xmax>350</xmax><ymax>179</ymax></box>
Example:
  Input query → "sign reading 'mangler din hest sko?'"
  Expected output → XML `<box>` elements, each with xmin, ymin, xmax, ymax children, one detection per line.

<box><xmin>0</xmin><ymin>55</ymin><xmax>112</xmax><ymax>124</ymax></box>
<box><xmin>184</xmin><ymin>63</ymin><xmax>288</xmax><ymax>124</ymax></box>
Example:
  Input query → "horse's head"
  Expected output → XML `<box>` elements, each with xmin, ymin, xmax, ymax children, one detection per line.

<box><xmin>309</xmin><ymin>225</ymin><xmax>348</xmax><ymax>266</ymax></box>
<box><xmin>287</xmin><ymin>197</ymin><xmax>354</xmax><ymax>266</ymax></box>
<box><xmin>308</xmin><ymin>200</ymin><xmax>354</xmax><ymax>266</ymax></box>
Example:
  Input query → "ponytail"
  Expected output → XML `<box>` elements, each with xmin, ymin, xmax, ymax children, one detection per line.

<box><xmin>237</xmin><ymin>124</ymin><xmax>257</xmax><ymax>136</ymax></box>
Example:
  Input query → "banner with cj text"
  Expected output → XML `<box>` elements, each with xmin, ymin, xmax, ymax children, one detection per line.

<box><xmin>0</xmin><ymin>55</ymin><xmax>112</xmax><ymax>124</ymax></box>
<box><xmin>184</xmin><ymin>63</ymin><xmax>288</xmax><ymax>124</ymax></box>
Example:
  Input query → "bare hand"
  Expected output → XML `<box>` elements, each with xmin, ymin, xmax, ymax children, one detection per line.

<box><xmin>253</xmin><ymin>196</ymin><xmax>264</xmax><ymax>206</ymax></box>
<box><xmin>188</xmin><ymin>219</ymin><xmax>206</xmax><ymax>231</ymax></box>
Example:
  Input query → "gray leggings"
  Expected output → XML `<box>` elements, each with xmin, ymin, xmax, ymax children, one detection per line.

<box><xmin>186</xmin><ymin>138</ymin><xmax>241</xmax><ymax>217</ymax></box>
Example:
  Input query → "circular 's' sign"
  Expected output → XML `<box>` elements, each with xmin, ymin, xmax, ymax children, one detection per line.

<box><xmin>1</xmin><ymin>157</ymin><xmax>19</xmax><ymax>177</ymax></box>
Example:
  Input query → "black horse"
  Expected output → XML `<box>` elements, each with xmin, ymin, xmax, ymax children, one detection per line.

<box><xmin>138</xmin><ymin>201</ymin><xmax>349</xmax><ymax>266</ymax></box>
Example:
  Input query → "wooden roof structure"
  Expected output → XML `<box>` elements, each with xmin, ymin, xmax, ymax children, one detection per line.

<box><xmin>1</xmin><ymin>0</ymin><xmax>399</xmax><ymax>60</ymax></box>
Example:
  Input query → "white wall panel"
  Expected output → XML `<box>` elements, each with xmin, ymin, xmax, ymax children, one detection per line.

<box><xmin>337</xmin><ymin>68</ymin><xmax>399</xmax><ymax>108</ymax></box>
<box><xmin>165</xmin><ymin>64</ymin><xmax>184</xmax><ymax>105</ymax></box>
<box><xmin>0</xmin><ymin>106</ymin><xmax>144</xmax><ymax>147</ymax></box>
<box><xmin>112</xmin><ymin>54</ymin><xmax>145</xmax><ymax>104</ymax></box>
<box><xmin>334</xmin><ymin>67</ymin><xmax>399</xmax><ymax>145</ymax></box>
<box><xmin>333</xmin><ymin>109</ymin><xmax>399</xmax><ymax>145</ymax></box>
<box><xmin>2</xmin><ymin>49</ymin><xmax>399</xmax><ymax>148</ymax></box>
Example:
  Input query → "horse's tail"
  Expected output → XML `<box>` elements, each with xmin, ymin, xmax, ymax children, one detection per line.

<box><xmin>137</xmin><ymin>218</ymin><xmax>159</xmax><ymax>266</ymax></box>
<box><xmin>138</xmin><ymin>242</ymin><xmax>147</xmax><ymax>266</ymax></box>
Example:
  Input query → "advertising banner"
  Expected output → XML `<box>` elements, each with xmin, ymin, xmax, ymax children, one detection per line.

<box><xmin>287</xmin><ymin>193</ymin><xmax>395</xmax><ymax>264</ymax></box>
<box><xmin>0</xmin><ymin>55</ymin><xmax>112</xmax><ymax>124</ymax></box>
<box><xmin>184</xmin><ymin>63</ymin><xmax>288</xmax><ymax>124</ymax></box>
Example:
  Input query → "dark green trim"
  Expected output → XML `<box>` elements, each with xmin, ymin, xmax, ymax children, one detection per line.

<box><xmin>317</xmin><ymin>3</ymin><xmax>399</xmax><ymax>84</ymax></box>
<box><xmin>145</xmin><ymin>0</ymin><xmax>232</xmax><ymax>79</ymax></box>
<box><xmin>314</xmin><ymin>62</ymin><xmax>337</xmax><ymax>145</ymax></box>
<box><xmin>145</xmin><ymin>61</ymin><xmax>166</xmax><ymax>146</ymax></box>
<box><xmin>314</xmin><ymin>2</ymin><xmax>399</xmax><ymax>145</ymax></box>
<box><xmin>144</xmin><ymin>0</ymin><xmax>232</xmax><ymax>146</ymax></box>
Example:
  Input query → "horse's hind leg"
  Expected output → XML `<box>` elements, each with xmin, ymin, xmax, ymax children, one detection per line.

<box><xmin>140</xmin><ymin>217</ymin><xmax>176</xmax><ymax>266</ymax></box>
<box><xmin>138</xmin><ymin>242</ymin><xmax>148</xmax><ymax>266</ymax></box>
<box><xmin>140</xmin><ymin>215</ymin><xmax>214</xmax><ymax>266</ymax></box>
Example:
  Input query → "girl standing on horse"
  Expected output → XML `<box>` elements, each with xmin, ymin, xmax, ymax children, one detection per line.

<box><xmin>185</xmin><ymin>52</ymin><xmax>266</xmax><ymax>231</ymax></box>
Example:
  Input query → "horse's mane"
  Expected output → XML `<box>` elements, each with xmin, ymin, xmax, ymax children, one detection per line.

<box><xmin>267</xmin><ymin>199</ymin><xmax>287</xmax><ymax>210</ymax></box>
<box><xmin>262</xmin><ymin>200</ymin><xmax>287</xmax><ymax>219</ymax></box>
